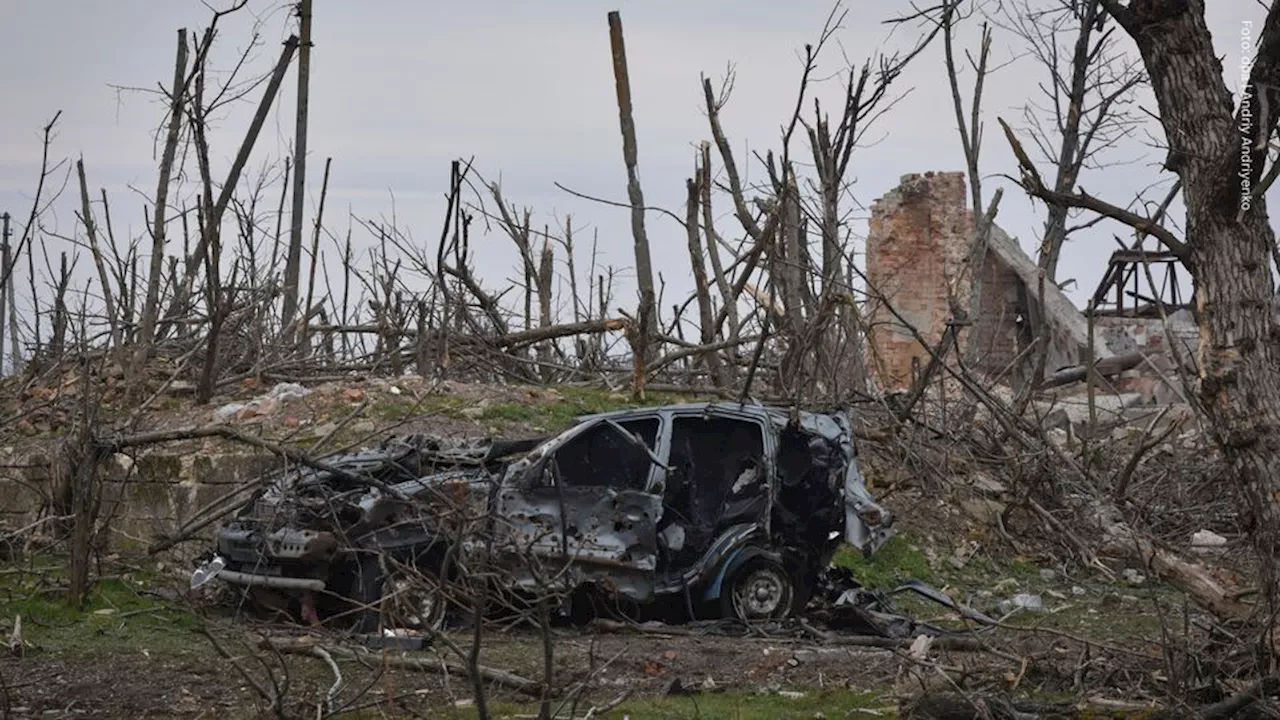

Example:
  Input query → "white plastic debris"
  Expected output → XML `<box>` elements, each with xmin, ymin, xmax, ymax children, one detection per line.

<box><xmin>212</xmin><ymin>402</ymin><xmax>247</xmax><ymax>422</ymax></box>
<box><xmin>211</xmin><ymin>382</ymin><xmax>311</xmax><ymax>422</ymax></box>
<box><xmin>264</xmin><ymin>382</ymin><xmax>311</xmax><ymax>403</ymax></box>
<box><xmin>190</xmin><ymin>555</ymin><xmax>226</xmax><ymax>589</ymax></box>
<box><xmin>998</xmin><ymin>593</ymin><xmax>1044</xmax><ymax>614</ymax></box>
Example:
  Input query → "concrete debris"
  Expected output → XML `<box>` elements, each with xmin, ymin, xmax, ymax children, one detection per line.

<box><xmin>1191</xmin><ymin>529</ymin><xmax>1228</xmax><ymax>550</ymax></box>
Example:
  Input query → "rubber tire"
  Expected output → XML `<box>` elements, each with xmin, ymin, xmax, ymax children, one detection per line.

<box><xmin>719</xmin><ymin>556</ymin><xmax>797</xmax><ymax>622</ymax></box>
<box><xmin>350</xmin><ymin>552</ymin><xmax>447</xmax><ymax>635</ymax></box>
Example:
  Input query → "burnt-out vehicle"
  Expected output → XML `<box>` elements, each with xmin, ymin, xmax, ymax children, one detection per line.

<box><xmin>197</xmin><ymin>402</ymin><xmax>893</xmax><ymax>630</ymax></box>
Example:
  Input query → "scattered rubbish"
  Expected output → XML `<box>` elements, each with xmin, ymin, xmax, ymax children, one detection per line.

<box><xmin>1071</xmin><ymin>586</ymin><xmax>1086</xmax><ymax>596</ymax></box>
<box><xmin>359</xmin><ymin>633</ymin><xmax>427</xmax><ymax>651</ymax></box>
<box><xmin>812</xmin><ymin>569</ymin><xmax>999</xmax><ymax>638</ymax></box>
<box><xmin>1039</xmin><ymin>569</ymin><xmax>1056</xmax><ymax>582</ymax></box>
<box><xmin>8</xmin><ymin>615</ymin><xmax>21</xmax><ymax>658</ymax></box>
<box><xmin>778</xmin><ymin>690</ymin><xmax>807</xmax><ymax>700</ymax></box>
<box><xmin>997</xmin><ymin>593</ymin><xmax>1044</xmax><ymax>614</ymax></box>
<box><xmin>190</xmin><ymin>555</ymin><xmax>225</xmax><ymax>589</ymax></box>
<box><xmin>662</xmin><ymin>678</ymin><xmax>694</xmax><ymax>696</ymax></box>
<box><xmin>1122</xmin><ymin>568</ymin><xmax>1146</xmax><ymax>586</ymax></box>
<box><xmin>212</xmin><ymin>403</ymin><xmax>247</xmax><ymax>423</ymax></box>
<box><xmin>908</xmin><ymin>634</ymin><xmax>933</xmax><ymax>659</ymax></box>
<box><xmin>212</xmin><ymin>382</ymin><xmax>312</xmax><ymax>422</ymax></box>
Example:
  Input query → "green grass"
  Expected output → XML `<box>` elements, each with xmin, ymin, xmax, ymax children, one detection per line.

<box><xmin>473</xmin><ymin>386</ymin><xmax>697</xmax><ymax>432</ymax></box>
<box><xmin>438</xmin><ymin>689</ymin><xmax>895</xmax><ymax>719</ymax></box>
<box><xmin>833</xmin><ymin>535</ymin><xmax>934</xmax><ymax>588</ymax></box>
<box><xmin>0</xmin><ymin>561</ymin><xmax>201</xmax><ymax>657</ymax></box>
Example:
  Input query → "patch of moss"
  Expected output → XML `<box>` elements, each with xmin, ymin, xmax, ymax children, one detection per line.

<box><xmin>474</xmin><ymin>387</ymin><xmax>702</xmax><ymax>433</ymax></box>
<box><xmin>369</xmin><ymin>400</ymin><xmax>419</xmax><ymax>422</ymax></box>
<box><xmin>833</xmin><ymin>535</ymin><xmax>934</xmax><ymax>588</ymax></box>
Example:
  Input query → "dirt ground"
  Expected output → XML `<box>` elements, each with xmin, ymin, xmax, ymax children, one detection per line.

<box><xmin>0</xmin><ymin>530</ymin><xmax>1186</xmax><ymax>720</ymax></box>
<box><xmin>0</xmin><ymin>616</ymin><xmax>1156</xmax><ymax>719</ymax></box>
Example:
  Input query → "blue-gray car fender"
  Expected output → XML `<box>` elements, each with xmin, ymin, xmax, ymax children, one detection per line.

<box><xmin>701</xmin><ymin>544</ymin><xmax>785</xmax><ymax>603</ymax></box>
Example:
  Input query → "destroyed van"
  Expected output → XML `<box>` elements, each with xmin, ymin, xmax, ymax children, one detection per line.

<box><xmin>197</xmin><ymin>402</ymin><xmax>893</xmax><ymax>630</ymax></box>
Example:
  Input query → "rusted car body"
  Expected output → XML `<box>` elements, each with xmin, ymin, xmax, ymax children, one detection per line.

<box><xmin>200</xmin><ymin>402</ymin><xmax>893</xmax><ymax>627</ymax></box>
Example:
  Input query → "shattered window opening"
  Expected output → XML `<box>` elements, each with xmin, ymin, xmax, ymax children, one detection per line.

<box><xmin>660</xmin><ymin>415</ymin><xmax>767</xmax><ymax>572</ymax></box>
<box><xmin>549</xmin><ymin>417</ymin><xmax>659</xmax><ymax>492</ymax></box>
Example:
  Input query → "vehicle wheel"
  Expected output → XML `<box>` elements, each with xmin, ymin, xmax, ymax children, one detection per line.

<box><xmin>721</xmin><ymin>557</ymin><xmax>795</xmax><ymax>622</ymax></box>
<box><xmin>352</xmin><ymin>554</ymin><xmax>447</xmax><ymax>634</ymax></box>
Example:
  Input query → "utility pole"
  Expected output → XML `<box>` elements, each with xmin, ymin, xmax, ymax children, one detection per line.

<box><xmin>281</xmin><ymin>0</ymin><xmax>312</xmax><ymax>340</ymax></box>
<box><xmin>0</xmin><ymin>212</ymin><xmax>9</xmax><ymax>375</ymax></box>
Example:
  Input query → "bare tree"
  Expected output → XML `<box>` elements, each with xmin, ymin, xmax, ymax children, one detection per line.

<box><xmin>1000</xmin><ymin>0</ymin><xmax>1144</xmax><ymax>284</ymax></box>
<box><xmin>132</xmin><ymin>28</ymin><xmax>189</xmax><ymax>399</ymax></box>
<box><xmin>1003</xmin><ymin>0</ymin><xmax>1280</xmax><ymax>631</ymax></box>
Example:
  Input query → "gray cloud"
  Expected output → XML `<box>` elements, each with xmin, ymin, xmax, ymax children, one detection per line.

<box><xmin>0</xmin><ymin>0</ymin><xmax>1272</xmax><ymax>325</ymax></box>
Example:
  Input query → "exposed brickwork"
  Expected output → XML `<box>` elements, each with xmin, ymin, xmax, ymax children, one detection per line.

<box><xmin>866</xmin><ymin>172</ymin><xmax>1025</xmax><ymax>389</ymax></box>
<box><xmin>866</xmin><ymin>172</ymin><xmax>967</xmax><ymax>388</ymax></box>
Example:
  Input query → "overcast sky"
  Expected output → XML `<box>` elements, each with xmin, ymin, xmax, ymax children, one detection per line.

<box><xmin>0</xmin><ymin>1</ymin><xmax>1271</xmax><ymax>326</ymax></box>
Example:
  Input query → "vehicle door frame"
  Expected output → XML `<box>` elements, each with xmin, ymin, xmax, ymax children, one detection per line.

<box><xmin>494</xmin><ymin>412</ymin><xmax>668</xmax><ymax>601</ymax></box>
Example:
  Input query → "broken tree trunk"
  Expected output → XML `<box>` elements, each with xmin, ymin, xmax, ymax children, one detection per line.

<box><xmin>1094</xmin><ymin>500</ymin><xmax>1249</xmax><ymax>620</ymax></box>
<box><xmin>1039</xmin><ymin>349</ymin><xmax>1143</xmax><ymax>390</ymax></box>
<box><xmin>607</xmin><ymin>11</ymin><xmax>657</xmax><ymax>400</ymax></box>
<box><xmin>75</xmin><ymin>159</ymin><xmax>120</xmax><ymax>350</ymax></box>
<box><xmin>686</xmin><ymin>169</ymin><xmax>724</xmax><ymax>386</ymax></box>
<box><xmin>536</xmin><ymin>238</ymin><xmax>554</xmax><ymax>378</ymax></box>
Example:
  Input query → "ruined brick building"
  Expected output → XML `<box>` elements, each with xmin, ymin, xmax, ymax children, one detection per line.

<box><xmin>864</xmin><ymin>172</ymin><xmax>1197</xmax><ymax>396</ymax></box>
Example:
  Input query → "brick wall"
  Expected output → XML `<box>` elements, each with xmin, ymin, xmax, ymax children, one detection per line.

<box><xmin>866</xmin><ymin>171</ymin><xmax>1026</xmax><ymax>389</ymax></box>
